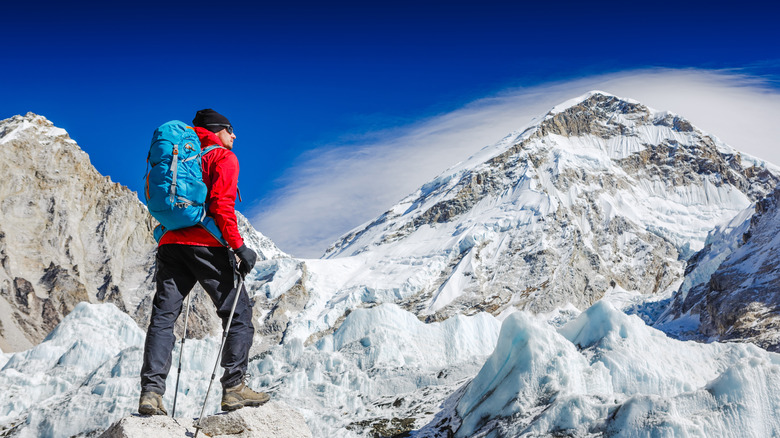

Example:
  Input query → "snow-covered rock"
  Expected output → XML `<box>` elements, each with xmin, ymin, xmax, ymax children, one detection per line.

<box><xmin>664</xmin><ymin>185</ymin><xmax>780</xmax><ymax>350</ymax></box>
<box><xmin>99</xmin><ymin>402</ymin><xmax>312</xmax><ymax>438</ymax></box>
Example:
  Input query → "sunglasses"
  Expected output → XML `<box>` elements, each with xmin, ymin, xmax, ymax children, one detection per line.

<box><xmin>206</xmin><ymin>124</ymin><xmax>233</xmax><ymax>135</ymax></box>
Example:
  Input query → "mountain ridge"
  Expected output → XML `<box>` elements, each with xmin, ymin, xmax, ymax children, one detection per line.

<box><xmin>0</xmin><ymin>113</ymin><xmax>157</xmax><ymax>351</ymax></box>
<box><xmin>307</xmin><ymin>91</ymin><xmax>779</xmax><ymax>330</ymax></box>
<box><xmin>2</xmin><ymin>91</ymin><xmax>780</xmax><ymax>437</ymax></box>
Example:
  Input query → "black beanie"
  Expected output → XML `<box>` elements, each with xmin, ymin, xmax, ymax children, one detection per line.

<box><xmin>192</xmin><ymin>109</ymin><xmax>232</xmax><ymax>133</ymax></box>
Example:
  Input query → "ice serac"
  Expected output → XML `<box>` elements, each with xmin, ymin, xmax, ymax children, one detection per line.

<box><xmin>418</xmin><ymin>301</ymin><xmax>780</xmax><ymax>437</ymax></box>
<box><xmin>0</xmin><ymin>302</ymin><xmax>146</xmax><ymax>437</ymax></box>
<box><xmin>665</xmin><ymin>184</ymin><xmax>780</xmax><ymax>351</ymax></box>
<box><xmin>318</xmin><ymin>91</ymin><xmax>779</xmax><ymax>324</ymax></box>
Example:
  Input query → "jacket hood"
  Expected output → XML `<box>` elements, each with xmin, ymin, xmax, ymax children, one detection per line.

<box><xmin>194</xmin><ymin>126</ymin><xmax>224</xmax><ymax>148</ymax></box>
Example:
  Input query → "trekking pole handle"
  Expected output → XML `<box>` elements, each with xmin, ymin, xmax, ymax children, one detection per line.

<box><xmin>228</xmin><ymin>247</ymin><xmax>242</xmax><ymax>286</ymax></box>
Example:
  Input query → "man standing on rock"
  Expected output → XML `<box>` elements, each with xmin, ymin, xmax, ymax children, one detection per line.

<box><xmin>139</xmin><ymin>109</ymin><xmax>268</xmax><ymax>415</ymax></box>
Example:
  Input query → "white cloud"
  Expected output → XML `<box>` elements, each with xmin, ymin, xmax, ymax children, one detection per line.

<box><xmin>252</xmin><ymin>68</ymin><xmax>780</xmax><ymax>258</ymax></box>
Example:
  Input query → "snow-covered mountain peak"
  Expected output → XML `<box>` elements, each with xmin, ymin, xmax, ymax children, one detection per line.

<box><xmin>328</xmin><ymin>91</ymin><xmax>776</xmax><ymax>254</ymax></box>
<box><xmin>1</xmin><ymin>113</ymin><xmax>75</xmax><ymax>147</ymax></box>
<box><xmin>315</xmin><ymin>92</ymin><xmax>779</xmax><ymax>323</ymax></box>
<box><xmin>548</xmin><ymin>89</ymin><xmax>632</xmax><ymax>115</ymax></box>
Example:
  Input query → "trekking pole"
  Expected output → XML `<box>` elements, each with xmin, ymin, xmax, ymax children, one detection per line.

<box><xmin>194</xmin><ymin>275</ymin><xmax>245</xmax><ymax>438</ymax></box>
<box><xmin>171</xmin><ymin>290</ymin><xmax>194</xmax><ymax>418</ymax></box>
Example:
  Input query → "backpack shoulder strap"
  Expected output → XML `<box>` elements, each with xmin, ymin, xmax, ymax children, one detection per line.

<box><xmin>201</xmin><ymin>145</ymin><xmax>223</xmax><ymax>156</ymax></box>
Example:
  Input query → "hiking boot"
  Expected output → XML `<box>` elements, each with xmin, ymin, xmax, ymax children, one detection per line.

<box><xmin>138</xmin><ymin>391</ymin><xmax>168</xmax><ymax>416</ymax></box>
<box><xmin>221</xmin><ymin>381</ymin><xmax>270</xmax><ymax>411</ymax></box>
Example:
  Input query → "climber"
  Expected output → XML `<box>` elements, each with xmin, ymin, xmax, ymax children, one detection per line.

<box><xmin>138</xmin><ymin>109</ymin><xmax>268</xmax><ymax>415</ymax></box>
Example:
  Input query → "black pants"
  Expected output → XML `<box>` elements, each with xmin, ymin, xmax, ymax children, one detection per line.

<box><xmin>140</xmin><ymin>244</ymin><xmax>254</xmax><ymax>394</ymax></box>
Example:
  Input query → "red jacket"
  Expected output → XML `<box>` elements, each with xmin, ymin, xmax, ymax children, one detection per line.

<box><xmin>159</xmin><ymin>127</ymin><xmax>244</xmax><ymax>249</ymax></box>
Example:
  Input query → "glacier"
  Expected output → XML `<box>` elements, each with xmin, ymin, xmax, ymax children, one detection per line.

<box><xmin>3</xmin><ymin>298</ymin><xmax>780</xmax><ymax>437</ymax></box>
<box><xmin>0</xmin><ymin>301</ymin><xmax>501</xmax><ymax>437</ymax></box>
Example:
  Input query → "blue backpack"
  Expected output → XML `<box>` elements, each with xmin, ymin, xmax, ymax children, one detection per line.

<box><xmin>145</xmin><ymin>120</ymin><xmax>226</xmax><ymax>244</ymax></box>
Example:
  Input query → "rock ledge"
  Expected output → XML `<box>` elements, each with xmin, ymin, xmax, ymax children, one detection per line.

<box><xmin>99</xmin><ymin>402</ymin><xmax>312</xmax><ymax>438</ymax></box>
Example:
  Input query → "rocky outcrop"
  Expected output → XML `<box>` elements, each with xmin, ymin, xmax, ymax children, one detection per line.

<box><xmin>99</xmin><ymin>403</ymin><xmax>313</xmax><ymax>438</ymax></box>
<box><xmin>668</xmin><ymin>185</ymin><xmax>780</xmax><ymax>351</ymax></box>
<box><xmin>254</xmin><ymin>260</ymin><xmax>310</xmax><ymax>351</ymax></box>
<box><xmin>0</xmin><ymin>113</ymin><xmax>157</xmax><ymax>351</ymax></box>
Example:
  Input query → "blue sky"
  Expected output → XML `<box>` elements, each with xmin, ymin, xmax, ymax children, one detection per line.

<box><xmin>3</xmin><ymin>1</ymin><xmax>780</xmax><ymax>257</ymax></box>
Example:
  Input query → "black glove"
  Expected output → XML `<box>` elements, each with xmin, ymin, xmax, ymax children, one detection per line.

<box><xmin>234</xmin><ymin>244</ymin><xmax>257</xmax><ymax>278</ymax></box>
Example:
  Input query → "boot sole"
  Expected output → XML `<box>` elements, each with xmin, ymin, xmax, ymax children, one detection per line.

<box><xmin>138</xmin><ymin>404</ymin><xmax>167</xmax><ymax>416</ymax></box>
